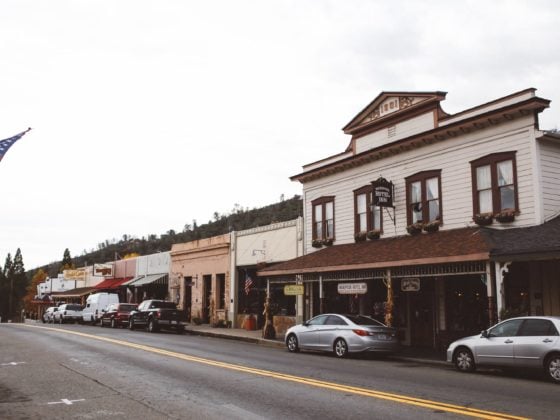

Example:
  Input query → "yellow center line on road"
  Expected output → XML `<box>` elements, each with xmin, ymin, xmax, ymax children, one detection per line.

<box><xmin>19</xmin><ymin>324</ymin><xmax>529</xmax><ymax>420</ymax></box>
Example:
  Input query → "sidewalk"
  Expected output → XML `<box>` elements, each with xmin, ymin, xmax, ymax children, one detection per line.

<box><xmin>183</xmin><ymin>324</ymin><xmax>448</xmax><ymax>366</ymax></box>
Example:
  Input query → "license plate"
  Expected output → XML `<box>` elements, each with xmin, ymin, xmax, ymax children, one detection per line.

<box><xmin>377</xmin><ymin>334</ymin><xmax>388</xmax><ymax>340</ymax></box>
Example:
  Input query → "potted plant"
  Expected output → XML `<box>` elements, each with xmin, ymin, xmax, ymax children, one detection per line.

<box><xmin>366</xmin><ymin>229</ymin><xmax>381</xmax><ymax>240</ymax></box>
<box><xmin>495</xmin><ymin>210</ymin><xmax>515</xmax><ymax>223</ymax></box>
<box><xmin>473</xmin><ymin>213</ymin><xmax>493</xmax><ymax>226</ymax></box>
<box><xmin>312</xmin><ymin>239</ymin><xmax>323</xmax><ymax>248</ymax></box>
<box><xmin>406</xmin><ymin>222</ymin><xmax>423</xmax><ymax>235</ymax></box>
<box><xmin>423</xmin><ymin>220</ymin><xmax>441</xmax><ymax>233</ymax></box>
<box><xmin>354</xmin><ymin>231</ymin><xmax>367</xmax><ymax>242</ymax></box>
<box><xmin>322</xmin><ymin>237</ymin><xmax>334</xmax><ymax>246</ymax></box>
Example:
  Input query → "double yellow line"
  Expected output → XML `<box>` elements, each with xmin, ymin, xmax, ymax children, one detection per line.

<box><xmin>21</xmin><ymin>324</ymin><xmax>528</xmax><ymax>420</ymax></box>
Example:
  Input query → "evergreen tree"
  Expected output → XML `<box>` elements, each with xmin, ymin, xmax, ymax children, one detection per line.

<box><xmin>59</xmin><ymin>248</ymin><xmax>74</xmax><ymax>273</ymax></box>
<box><xmin>11</xmin><ymin>248</ymin><xmax>28</xmax><ymax>316</ymax></box>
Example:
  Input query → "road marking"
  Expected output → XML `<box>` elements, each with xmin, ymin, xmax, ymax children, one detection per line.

<box><xmin>48</xmin><ymin>398</ymin><xmax>85</xmax><ymax>405</ymax></box>
<box><xmin>1</xmin><ymin>362</ymin><xmax>26</xmax><ymax>366</ymax></box>
<box><xmin>19</xmin><ymin>324</ymin><xmax>528</xmax><ymax>420</ymax></box>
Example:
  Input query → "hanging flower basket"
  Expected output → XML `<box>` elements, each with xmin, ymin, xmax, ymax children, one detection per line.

<box><xmin>366</xmin><ymin>229</ymin><xmax>381</xmax><ymax>240</ymax></box>
<box><xmin>423</xmin><ymin>220</ymin><xmax>441</xmax><ymax>233</ymax></box>
<box><xmin>473</xmin><ymin>213</ymin><xmax>493</xmax><ymax>226</ymax></box>
<box><xmin>406</xmin><ymin>222</ymin><xmax>423</xmax><ymax>235</ymax></box>
<box><xmin>495</xmin><ymin>210</ymin><xmax>516</xmax><ymax>223</ymax></box>
<box><xmin>354</xmin><ymin>232</ymin><xmax>367</xmax><ymax>242</ymax></box>
<box><xmin>311</xmin><ymin>239</ymin><xmax>323</xmax><ymax>248</ymax></box>
<box><xmin>322</xmin><ymin>238</ymin><xmax>334</xmax><ymax>246</ymax></box>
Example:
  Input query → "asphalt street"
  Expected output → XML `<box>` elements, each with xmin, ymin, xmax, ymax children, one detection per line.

<box><xmin>1</xmin><ymin>322</ymin><xmax>558</xmax><ymax>420</ymax></box>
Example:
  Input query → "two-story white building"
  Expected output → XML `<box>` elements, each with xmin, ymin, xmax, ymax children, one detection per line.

<box><xmin>259</xmin><ymin>88</ymin><xmax>559</xmax><ymax>349</ymax></box>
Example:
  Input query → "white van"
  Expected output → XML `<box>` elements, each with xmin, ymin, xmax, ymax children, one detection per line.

<box><xmin>82</xmin><ymin>293</ymin><xmax>119</xmax><ymax>324</ymax></box>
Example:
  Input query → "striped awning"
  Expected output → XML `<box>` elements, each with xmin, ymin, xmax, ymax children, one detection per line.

<box><xmin>127</xmin><ymin>273</ymin><xmax>168</xmax><ymax>287</ymax></box>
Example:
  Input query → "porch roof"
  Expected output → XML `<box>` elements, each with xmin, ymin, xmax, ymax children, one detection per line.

<box><xmin>258</xmin><ymin>227</ymin><xmax>491</xmax><ymax>277</ymax></box>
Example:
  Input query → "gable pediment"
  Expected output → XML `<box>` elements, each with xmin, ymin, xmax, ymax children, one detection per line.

<box><xmin>343</xmin><ymin>91</ymin><xmax>447</xmax><ymax>135</ymax></box>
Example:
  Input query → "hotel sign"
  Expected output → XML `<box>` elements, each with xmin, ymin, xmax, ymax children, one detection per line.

<box><xmin>63</xmin><ymin>269</ymin><xmax>86</xmax><ymax>280</ymax></box>
<box><xmin>372</xmin><ymin>177</ymin><xmax>394</xmax><ymax>208</ymax></box>
<box><xmin>337</xmin><ymin>282</ymin><xmax>367</xmax><ymax>295</ymax></box>
<box><xmin>401</xmin><ymin>278</ymin><xmax>420</xmax><ymax>292</ymax></box>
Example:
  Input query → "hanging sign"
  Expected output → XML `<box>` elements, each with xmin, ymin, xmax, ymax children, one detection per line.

<box><xmin>401</xmin><ymin>278</ymin><xmax>420</xmax><ymax>292</ymax></box>
<box><xmin>371</xmin><ymin>177</ymin><xmax>394</xmax><ymax>207</ymax></box>
<box><xmin>337</xmin><ymin>282</ymin><xmax>367</xmax><ymax>295</ymax></box>
<box><xmin>93</xmin><ymin>263</ymin><xmax>114</xmax><ymax>277</ymax></box>
<box><xmin>284</xmin><ymin>284</ymin><xmax>304</xmax><ymax>296</ymax></box>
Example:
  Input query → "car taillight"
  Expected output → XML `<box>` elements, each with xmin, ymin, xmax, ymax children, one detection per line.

<box><xmin>353</xmin><ymin>329</ymin><xmax>369</xmax><ymax>336</ymax></box>
<box><xmin>156</xmin><ymin>312</ymin><xmax>161</xmax><ymax>319</ymax></box>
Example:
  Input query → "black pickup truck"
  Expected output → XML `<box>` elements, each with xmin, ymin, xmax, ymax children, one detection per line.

<box><xmin>128</xmin><ymin>299</ymin><xmax>184</xmax><ymax>333</ymax></box>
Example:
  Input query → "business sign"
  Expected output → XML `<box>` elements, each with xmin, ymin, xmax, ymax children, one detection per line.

<box><xmin>284</xmin><ymin>284</ymin><xmax>304</xmax><ymax>296</ymax></box>
<box><xmin>337</xmin><ymin>282</ymin><xmax>367</xmax><ymax>295</ymax></box>
<box><xmin>371</xmin><ymin>177</ymin><xmax>394</xmax><ymax>207</ymax></box>
<box><xmin>63</xmin><ymin>269</ymin><xmax>86</xmax><ymax>280</ymax></box>
<box><xmin>93</xmin><ymin>263</ymin><xmax>114</xmax><ymax>277</ymax></box>
<box><xmin>401</xmin><ymin>278</ymin><xmax>420</xmax><ymax>292</ymax></box>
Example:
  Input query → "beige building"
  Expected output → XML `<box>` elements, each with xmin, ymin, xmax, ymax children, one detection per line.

<box><xmin>170</xmin><ymin>234</ymin><xmax>231</xmax><ymax>325</ymax></box>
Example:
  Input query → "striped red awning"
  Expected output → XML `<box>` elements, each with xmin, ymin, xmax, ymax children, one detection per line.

<box><xmin>94</xmin><ymin>277</ymin><xmax>132</xmax><ymax>290</ymax></box>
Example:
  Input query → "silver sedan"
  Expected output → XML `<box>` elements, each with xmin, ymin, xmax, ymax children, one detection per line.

<box><xmin>447</xmin><ymin>316</ymin><xmax>560</xmax><ymax>383</ymax></box>
<box><xmin>285</xmin><ymin>313</ymin><xmax>399</xmax><ymax>358</ymax></box>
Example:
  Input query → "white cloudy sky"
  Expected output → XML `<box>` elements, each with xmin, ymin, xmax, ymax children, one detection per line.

<box><xmin>1</xmin><ymin>0</ymin><xmax>559</xmax><ymax>269</ymax></box>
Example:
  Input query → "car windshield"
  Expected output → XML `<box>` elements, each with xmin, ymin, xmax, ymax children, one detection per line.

<box><xmin>344</xmin><ymin>314</ymin><xmax>385</xmax><ymax>327</ymax></box>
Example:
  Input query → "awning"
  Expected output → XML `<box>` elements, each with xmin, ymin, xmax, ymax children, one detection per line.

<box><xmin>50</xmin><ymin>287</ymin><xmax>97</xmax><ymax>298</ymax></box>
<box><xmin>127</xmin><ymin>273</ymin><xmax>168</xmax><ymax>287</ymax></box>
<box><xmin>121</xmin><ymin>275</ymin><xmax>144</xmax><ymax>286</ymax></box>
<box><xmin>95</xmin><ymin>277</ymin><xmax>132</xmax><ymax>290</ymax></box>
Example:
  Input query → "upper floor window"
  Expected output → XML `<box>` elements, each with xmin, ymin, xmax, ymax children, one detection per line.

<box><xmin>312</xmin><ymin>196</ymin><xmax>335</xmax><ymax>240</ymax></box>
<box><xmin>354</xmin><ymin>186</ymin><xmax>382</xmax><ymax>233</ymax></box>
<box><xmin>470</xmin><ymin>152</ymin><xmax>518</xmax><ymax>215</ymax></box>
<box><xmin>405</xmin><ymin>170</ymin><xmax>442</xmax><ymax>225</ymax></box>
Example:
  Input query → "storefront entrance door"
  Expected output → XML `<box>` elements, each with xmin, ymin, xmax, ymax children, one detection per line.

<box><xmin>409</xmin><ymin>279</ymin><xmax>435</xmax><ymax>347</ymax></box>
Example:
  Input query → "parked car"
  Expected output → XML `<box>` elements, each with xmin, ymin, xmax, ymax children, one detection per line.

<box><xmin>42</xmin><ymin>306</ymin><xmax>59</xmax><ymax>323</ymax></box>
<box><xmin>447</xmin><ymin>316</ymin><xmax>560</xmax><ymax>383</ymax></box>
<box><xmin>53</xmin><ymin>304</ymin><xmax>83</xmax><ymax>324</ymax></box>
<box><xmin>128</xmin><ymin>300</ymin><xmax>183</xmax><ymax>333</ymax></box>
<box><xmin>285</xmin><ymin>313</ymin><xmax>399</xmax><ymax>358</ymax></box>
<box><xmin>100</xmin><ymin>303</ymin><xmax>137</xmax><ymax>328</ymax></box>
<box><xmin>82</xmin><ymin>292</ymin><xmax>119</xmax><ymax>324</ymax></box>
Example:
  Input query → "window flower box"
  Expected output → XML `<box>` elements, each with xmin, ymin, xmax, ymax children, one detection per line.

<box><xmin>366</xmin><ymin>229</ymin><xmax>381</xmax><ymax>240</ymax></box>
<box><xmin>322</xmin><ymin>238</ymin><xmax>334</xmax><ymax>246</ymax></box>
<box><xmin>311</xmin><ymin>239</ymin><xmax>323</xmax><ymax>248</ymax></box>
<box><xmin>473</xmin><ymin>213</ymin><xmax>493</xmax><ymax>226</ymax></box>
<box><xmin>354</xmin><ymin>232</ymin><xmax>367</xmax><ymax>242</ymax></box>
<box><xmin>495</xmin><ymin>210</ymin><xmax>515</xmax><ymax>223</ymax></box>
<box><xmin>406</xmin><ymin>222</ymin><xmax>423</xmax><ymax>235</ymax></box>
<box><xmin>423</xmin><ymin>220</ymin><xmax>441</xmax><ymax>233</ymax></box>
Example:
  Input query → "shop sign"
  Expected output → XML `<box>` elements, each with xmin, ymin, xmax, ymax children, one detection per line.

<box><xmin>63</xmin><ymin>269</ymin><xmax>86</xmax><ymax>280</ymax></box>
<box><xmin>371</xmin><ymin>177</ymin><xmax>394</xmax><ymax>208</ymax></box>
<box><xmin>337</xmin><ymin>282</ymin><xmax>367</xmax><ymax>295</ymax></box>
<box><xmin>401</xmin><ymin>278</ymin><xmax>420</xmax><ymax>292</ymax></box>
<box><xmin>284</xmin><ymin>284</ymin><xmax>304</xmax><ymax>296</ymax></box>
<box><xmin>93</xmin><ymin>263</ymin><xmax>114</xmax><ymax>277</ymax></box>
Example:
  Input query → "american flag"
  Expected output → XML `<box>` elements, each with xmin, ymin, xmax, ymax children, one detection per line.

<box><xmin>244</xmin><ymin>274</ymin><xmax>253</xmax><ymax>295</ymax></box>
<box><xmin>0</xmin><ymin>128</ymin><xmax>31</xmax><ymax>162</ymax></box>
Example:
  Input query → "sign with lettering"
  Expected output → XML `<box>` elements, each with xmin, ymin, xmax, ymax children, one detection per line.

<box><xmin>93</xmin><ymin>263</ymin><xmax>114</xmax><ymax>277</ymax></box>
<box><xmin>401</xmin><ymin>278</ymin><xmax>420</xmax><ymax>292</ymax></box>
<box><xmin>284</xmin><ymin>284</ymin><xmax>304</xmax><ymax>296</ymax></box>
<box><xmin>63</xmin><ymin>269</ymin><xmax>86</xmax><ymax>280</ymax></box>
<box><xmin>337</xmin><ymin>282</ymin><xmax>367</xmax><ymax>295</ymax></box>
<box><xmin>372</xmin><ymin>177</ymin><xmax>394</xmax><ymax>207</ymax></box>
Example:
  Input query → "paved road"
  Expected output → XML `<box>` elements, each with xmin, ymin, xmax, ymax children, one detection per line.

<box><xmin>0</xmin><ymin>322</ymin><xmax>557</xmax><ymax>419</ymax></box>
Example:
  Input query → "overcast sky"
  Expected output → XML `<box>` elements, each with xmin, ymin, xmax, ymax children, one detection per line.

<box><xmin>1</xmin><ymin>0</ymin><xmax>559</xmax><ymax>270</ymax></box>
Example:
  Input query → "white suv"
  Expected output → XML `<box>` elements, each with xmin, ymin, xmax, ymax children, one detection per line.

<box><xmin>53</xmin><ymin>304</ymin><xmax>83</xmax><ymax>324</ymax></box>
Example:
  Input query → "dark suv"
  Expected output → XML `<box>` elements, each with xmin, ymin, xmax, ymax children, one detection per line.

<box><xmin>100</xmin><ymin>303</ymin><xmax>137</xmax><ymax>328</ymax></box>
<box><xmin>128</xmin><ymin>300</ymin><xmax>183</xmax><ymax>333</ymax></box>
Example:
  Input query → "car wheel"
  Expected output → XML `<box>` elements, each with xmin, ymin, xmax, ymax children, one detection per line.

<box><xmin>333</xmin><ymin>338</ymin><xmax>348</xmax><ymax>358</ymax></box>
<box><xmin>286</xmin><ymin>334</ymin><xmax>299</xmax><ymax>353</ymax></box>
<box><xmin>147</xmin><ymin>319</ymin><xmax>158</xmax><ymax>333</ymax></box>
<box><xmin>111</xmin><ymin>318</ymin><xmax>116</xmax><ymax>328</ymax></box>
<box><xmin>454</xmin><ymin>347</ymin><xmax>476</xmax><ymax>372</ymax></box>
<box><xmin>42</xmin><ymin>317</ymin><xmax>46</xmax><ymax>324</ymax></box>
<box><xmin>129</xmin><ymin>319</ymin><xmax>135</xmax><ymax>330</ymax></box>
<box><xmin>545</xmin><ymin>353</ymin><xmax>560</xmax><ymax>383</ymax></box>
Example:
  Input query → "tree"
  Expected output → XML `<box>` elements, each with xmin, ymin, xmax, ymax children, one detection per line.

<box><xmin>59</xmin><ymin>248</ymin><xmax>74</xmax><ymax>273</ymax></box>
<box><xmin>23</xmin><ymin>268</ymin><xmax>47</xmax><ymax>316</ymax></box>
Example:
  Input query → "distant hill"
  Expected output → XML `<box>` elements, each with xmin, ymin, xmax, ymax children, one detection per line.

<box><xmin>38</xmin><ymin>195</ymin><xmax>303</xmax><ymax>278</ymax></box>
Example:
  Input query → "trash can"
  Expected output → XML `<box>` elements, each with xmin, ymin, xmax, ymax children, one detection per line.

<box><xmin>244</xmin><ymin>314</ymin><xmax>256</xmax><ymax>331</ymax></box>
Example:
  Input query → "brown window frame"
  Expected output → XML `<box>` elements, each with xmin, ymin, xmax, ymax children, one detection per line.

<box><xmin>405</xmin><ymin>170</ymin><xmax>443</xmax><ymax>225</ymax></box>
<box><xmin>353</xmin><ymin>185</ymin><xmax>383</xmax><ymax>234</ymax></box>
<box><xmin>470</xmin><ymin>151</ymin><xmax>518</xmax><ymax>216</ymax></box>
<box><xmin>311</xmin><ymin>196</ymin><xmax>335</xmax><ymax>241</ymax></box>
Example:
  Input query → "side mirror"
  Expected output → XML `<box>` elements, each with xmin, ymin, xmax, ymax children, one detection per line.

<box><xmin>481</xmin><ymin>330</ymin><xmax>488</xmax><ymax>338</ymax></box>
<box><xmin>303</xmin><ymin>321</ymin><xmax>309</xmax><ymax>327</ymax></box>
